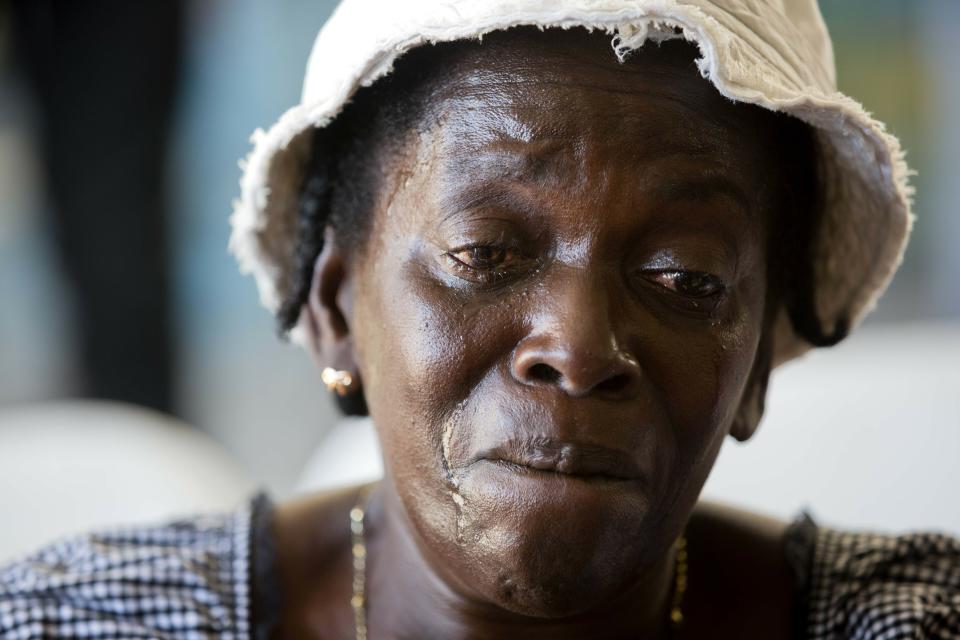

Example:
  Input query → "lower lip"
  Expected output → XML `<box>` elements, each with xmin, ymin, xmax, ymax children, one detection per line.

<box><xmin>461</xmin><ymin>459</ymin><xmax>646</xmax><ymax>497</ymax></box>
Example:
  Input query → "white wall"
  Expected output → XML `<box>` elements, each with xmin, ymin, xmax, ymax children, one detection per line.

<box><xmin>703</xmin><ymin>321</ymin><xmax>960</xmax><ymax>534</ymax></box>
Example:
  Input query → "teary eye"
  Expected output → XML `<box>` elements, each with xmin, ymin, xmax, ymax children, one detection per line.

<box><xmin>448</xmin><ymin>245</ymin><xmax>514</xmax><ymax>271</ymax></box>
<box><xmin>442</xmin><ymin>242</ymin><xmax>530</xmax><ymax>286</ymax></box>
<box><xmin>646</xmin><ymin>270</ymin><xmax>726</xmax><ymax>299</ymax></box>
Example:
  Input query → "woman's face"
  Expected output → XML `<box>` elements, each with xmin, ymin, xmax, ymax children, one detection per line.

<box><xmin>319</xmin><ymin>31</ymin><xmax>787</xmax><ymax>616</ymax></box>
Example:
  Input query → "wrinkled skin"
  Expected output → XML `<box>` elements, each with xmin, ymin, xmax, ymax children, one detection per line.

<box><xmin>288</xmin><ymin>28</ymin><xmax>795</xmax><ymax>639</ymax></box>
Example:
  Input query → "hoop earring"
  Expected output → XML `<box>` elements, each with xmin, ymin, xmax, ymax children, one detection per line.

<box><xmin>321</xmin><ymin>367</ymin><xmax>354</xmax><ymax>396</ymax></box>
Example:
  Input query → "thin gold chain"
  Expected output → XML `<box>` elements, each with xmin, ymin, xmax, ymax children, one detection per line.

<box><xmin>349</xmin><ymin>495</ymin><xmax>369</xmax><ymax>640</ymax></box>
<box><xmin>670</xmin><ymin>535</ymin><xmax>689</xmax><ymax>628</ymax></box>
<box><xmin>350</xmin><ymin>492</ymin><xmax>688</xmax><ymax>639</ymax></box>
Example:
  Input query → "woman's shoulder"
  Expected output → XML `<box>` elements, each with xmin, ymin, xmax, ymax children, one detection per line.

<box><xmin>799</xmin><ymin>517</ymin><xmax>960</xmax><ymax>639</ymax></box>
<box><xmin>687</xmin><ymin>502</ymin><xmax>960</xmax><ymax>639</ymax></box>
<box><xmin>0</xmin><ymin>494</ymin><xmax>266</xmax><ymax>639</ymax></box>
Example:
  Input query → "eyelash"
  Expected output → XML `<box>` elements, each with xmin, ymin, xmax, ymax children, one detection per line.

<box><xmin>444</xmin><ymin>243</ymin><xmax>525</xmax><ymax>284</ymax></box>
<box><xmin>644</xmin><ymin>270</ymin><xmax>726</xmax><ymax>298</ymax></box>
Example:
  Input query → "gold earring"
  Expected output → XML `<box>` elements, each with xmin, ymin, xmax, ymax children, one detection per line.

<box><xmin>321</xmin><ymin>367</ymin><xmax>354</xmax><ymax>396</ymax></box>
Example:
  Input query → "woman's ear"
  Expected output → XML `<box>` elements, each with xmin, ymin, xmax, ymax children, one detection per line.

<box><xmin>303</xmin><ymin>226</ymin><xmax>355</xmax><ymax>371</ymax></box>
<box><xmin>729</xmin><ymin>330</ymin><xmax>774</xmax><ymax>442</ymax></box>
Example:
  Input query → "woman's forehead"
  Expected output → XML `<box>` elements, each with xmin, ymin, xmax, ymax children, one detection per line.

<box><xmin>406</xmin><ymin>32</ymin><xmax>778</xmax><ymax>197</ymax></box>
<box><xmin>350</xmin><ymin>26</ymin><xmax>796</xmax><ymax>261</ymax></box>
<box><xmin>421</xmin><ymin>29</ymin><xmax>752</xmax><ymax>130</ymax></box>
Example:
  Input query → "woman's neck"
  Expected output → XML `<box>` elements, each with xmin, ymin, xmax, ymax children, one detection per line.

<box><xmin>271</xmin><ymin>483</ymin><xmax>797</xmax><ymax>639</ymax></box>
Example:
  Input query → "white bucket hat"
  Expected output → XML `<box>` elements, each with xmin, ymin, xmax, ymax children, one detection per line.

<box><xmin>229</xmin><ymin>0</ymin><xmax>913</xmax><ymax>366</ymax></box>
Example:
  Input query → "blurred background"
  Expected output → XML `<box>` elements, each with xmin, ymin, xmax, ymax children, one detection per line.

<box><xmin>0</xmin><ymin>0</ymin><xmax>957</xmax><ymax>562</ymax></box>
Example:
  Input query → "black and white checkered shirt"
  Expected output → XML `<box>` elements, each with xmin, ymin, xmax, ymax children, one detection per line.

<box><xmin>799</xmin><ymin>518</ymin><xmax>960</xmax><ymax>638</ymax></box>
<box><xmin>0</xmin><ymin>499</ymin><xmax>257</xmax><ymax>640</ymax></box>
<box><xmin>1</xmin><ymin>495</ymin><xmax>957</xmax><ymax>639</ymax></box>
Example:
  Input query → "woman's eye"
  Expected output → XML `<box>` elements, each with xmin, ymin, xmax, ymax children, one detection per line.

<box><xmin>448</xmin><ymin>245</ymin><xmax>512</xmax><ymax>271</ymax></box>
<box><xmin>443</xmin><ymin>244</ymin><xmax>528</xmax><ymax>284</ymax></box>
<box><xmin>645</xmin><ymin>270</ymin><xmax>726</xmax><ymax>299</ymax></box>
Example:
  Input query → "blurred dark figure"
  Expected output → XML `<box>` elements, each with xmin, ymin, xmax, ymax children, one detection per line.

<box><xmin>10</xmin><ymin>1</ymin><xmax>183</xmax><ymax>414</ymax></box>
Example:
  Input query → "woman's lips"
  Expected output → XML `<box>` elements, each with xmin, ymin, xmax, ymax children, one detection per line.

<box><xmin>472</xmin><ymin>438</ymin><xmax>644</xmax><ymax>481</ymax></box>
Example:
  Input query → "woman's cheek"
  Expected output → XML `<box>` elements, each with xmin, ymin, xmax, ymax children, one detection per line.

<box><xmin>642</xmin><ymin>295</ymin><xmax>759</xmax><ymax>455</ymax></box>
<box><xmin>709</xmin><ymin>287</ymin><xmax>766</xmax><ymax>428</ymax></box>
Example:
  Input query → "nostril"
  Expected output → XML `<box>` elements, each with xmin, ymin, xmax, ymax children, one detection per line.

<box><xmin>528</xmin><ymin>363</ymin><xmax>562</xmax><ymax>384</ymax></box>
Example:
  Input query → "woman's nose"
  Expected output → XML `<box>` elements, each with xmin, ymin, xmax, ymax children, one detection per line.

<box><xmin>509</xmin><ymin>273</ymin><xmax>642</xmax><ymax>400</ymax></box>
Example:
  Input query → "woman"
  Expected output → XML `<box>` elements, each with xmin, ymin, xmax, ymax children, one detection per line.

<box><xmin>2</xmin><ymin>1</ymin><xmax>957</xmax><ymax>639</ymax></box>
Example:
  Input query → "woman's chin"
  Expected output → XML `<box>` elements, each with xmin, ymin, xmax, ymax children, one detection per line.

<box><xmin>465</xmin><ymin>537</ymin><xmax>646</xmax><ymax>619</ymax></box>
<box><xmin>449</xmin><ymin>462</ymin><xmax>660</xmax><ymax>618</ymax></box>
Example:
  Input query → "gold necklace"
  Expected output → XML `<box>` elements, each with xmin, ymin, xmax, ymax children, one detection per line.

<box><xmin>349</xmin><ymin>493</ymin><xmax>688</xmax><ymax>640</ymax></box>
<box><xmin>349</xmin><ymin>497</ymin><xmax>370</xmax><ymax>640</ymax></box>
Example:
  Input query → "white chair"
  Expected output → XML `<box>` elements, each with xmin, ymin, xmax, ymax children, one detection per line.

<box><xmin>0</xmin><ymin>400</ymin><xmax>254</xmax><ymax>564</ymax></box>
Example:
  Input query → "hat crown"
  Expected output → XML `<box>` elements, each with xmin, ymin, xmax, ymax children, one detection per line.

<box><xmin>303</xmin><ymin>0</ymin><xmax>837</xmax><ymax>109</ymax></box>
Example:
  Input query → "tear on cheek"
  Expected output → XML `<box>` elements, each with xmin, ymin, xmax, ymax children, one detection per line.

<box><xmin>712</xmin><ymin>296</ymin><xmax>753</xmax><ymax>354</ymax></box>
<box><xmin>718</xmin><ymin>318</ymin><xmax>749</xmax><ymax>354</ymax></box>
<box><xmin>450</xmin><ymin>491</ymin><xmax>466</xmax><ymax>544</ymax></box>
<box><xmin>441</xmin><ymin>405</ymin><xmax>467</xmax><ymax>544</ymax></box>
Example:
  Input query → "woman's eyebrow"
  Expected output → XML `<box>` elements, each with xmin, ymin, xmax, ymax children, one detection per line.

<box><xmin>648</xmin><ymin>175</ymin><xmax>753</xmax><ymax>216</ymax></box>
<box><xmin>440</xmin><ymin>171</ymin><xmax>752</xmax><ymax>217</ymax></box>
<box><xmin>436</xmin><ymin>141</ymin><xmax>568</xmax><ymax>218</ymax></box>
<box><xmin>437</xmin><ymin>181</ymin><xmax>541</xmax><ymax>223</ymax></box>
<box><xmin>449</xmin><ymin>139</ymin><xmax>570</xmax><ymax>183</ymax></box>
